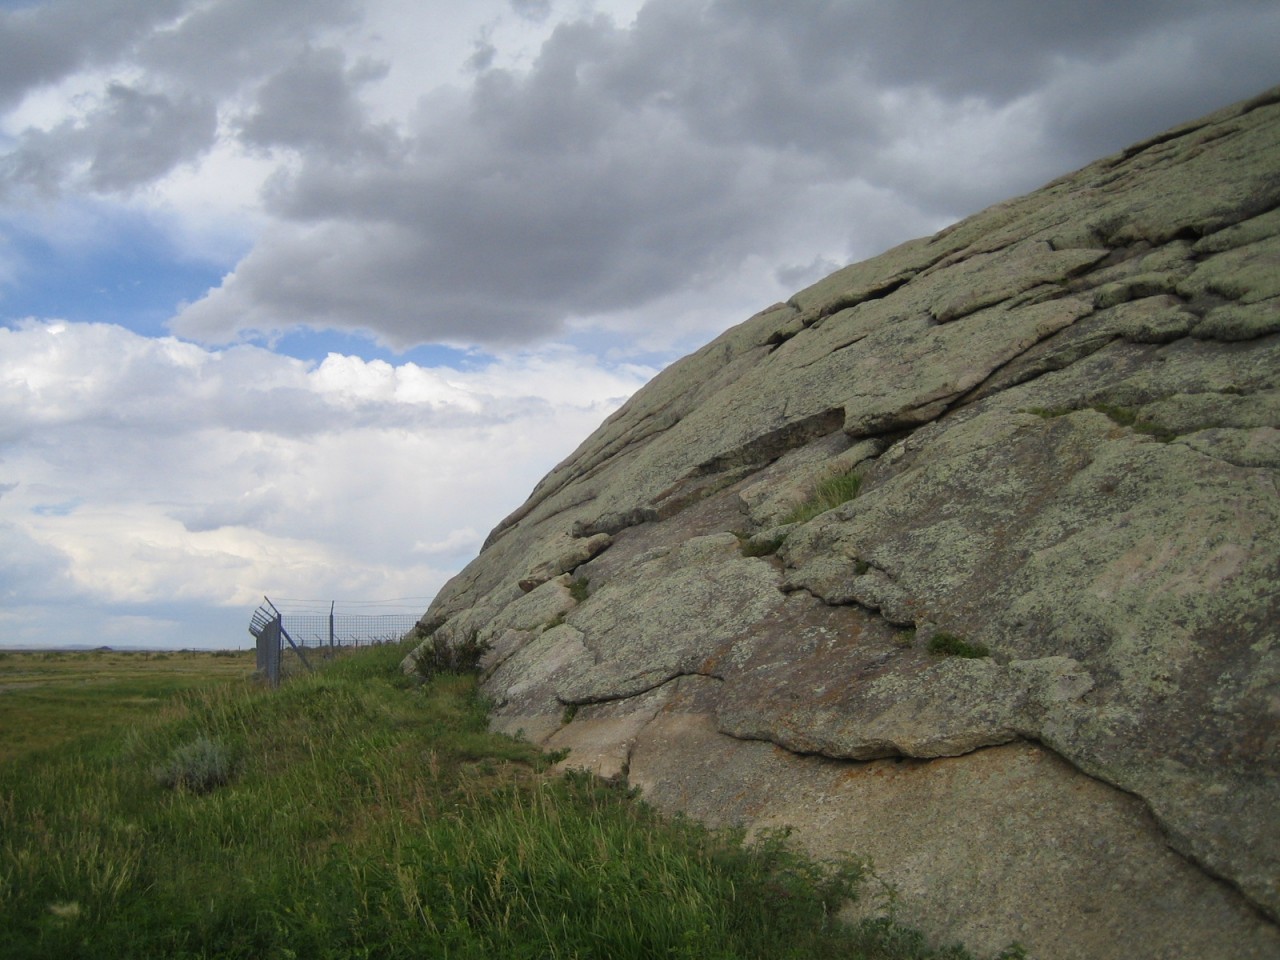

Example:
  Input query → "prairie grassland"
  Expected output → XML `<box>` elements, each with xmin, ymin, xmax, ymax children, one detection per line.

<box><xmin>0</xmin><ymin>649</ymin><xmax>256</xmax><ymax>762</ymax></box>
<box><xmin>0</xmin><ymin>643</ymin><xmax>1018</xmax><ymax>960</ymax></box>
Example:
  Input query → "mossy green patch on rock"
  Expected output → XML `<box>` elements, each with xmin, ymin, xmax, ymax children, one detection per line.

<box><xmin>927</xmin><ymin>632</ymin><xmax>990</xmax><ymax>659</ymax></box>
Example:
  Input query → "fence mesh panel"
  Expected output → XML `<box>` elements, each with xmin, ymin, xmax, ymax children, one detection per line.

<box><xmin>250</xmin><ymin>597</ymin><xmax>429</xmax><ymax>685</ymax></box>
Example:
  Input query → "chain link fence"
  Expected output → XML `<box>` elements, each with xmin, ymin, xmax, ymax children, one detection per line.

<box><xmin>249</xmin><ymin>596</ymin><xmax>429</xmax><ymax>685</ymax></box>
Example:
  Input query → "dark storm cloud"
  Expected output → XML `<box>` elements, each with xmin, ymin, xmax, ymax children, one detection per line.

<box><xmin>0</xmin><ymin>0</ymin><xmax>364</xmax><ymax>196</ymax></box>
<box><xmin>3</xmin><ymin>82</ymin><xmax>217</xmax><ymax>194</ymax></box>
<box><xmin>177</xmin><ymin>3</ymin><xmax>890</xmax><ymax>346</ymax></box>
<box><xmin>3</xmin><ymin>0</ymin><xmax>1276</xmax><ymax>351</ymax></box>
<box><xmin>135</xmin><ymin>0</ymin><xmax>363</xmax><ymax>97</ymax></box>
<box><xmin>85</xmin><ymin>84</ymin><xmax>217</xmax><ymax>191</ymax></box>
<box><xmin>0</xmin><ymin>0</ymin><xmax>185</xmax><ymax>109</ymax></box>
<box><xmin>238</xmin><ymin>46</ymin><xmax>397</xmax><ymax>158</ymax></box>
<box><xmin>722</xmin><ymin>0</ymin><xmax>1263</xmax><ymax>102</ymax></box>
<box><xmin>182</xmin><ymin>0</ymin><xmax>1280</xmax><ymax>349</ymax></box>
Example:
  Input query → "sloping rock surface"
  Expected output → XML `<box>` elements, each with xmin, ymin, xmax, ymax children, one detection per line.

<box><xmin>411</xmin><ymin>89</ymin><xmax>1280</xmax><ymax>959</ymax></box>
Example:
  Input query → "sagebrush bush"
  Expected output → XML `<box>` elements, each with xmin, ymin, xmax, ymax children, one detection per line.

<box><xmin>153</xmin><ymin>735</ymin><xmax>234</xmax><ymax>793</ymax></box>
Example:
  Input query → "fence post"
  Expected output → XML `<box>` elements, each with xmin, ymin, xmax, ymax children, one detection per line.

<box><xmin>263</xmin><ymin>616</ymin><xmax>281</xmax><ymax>687</ymax></box>
<box><xmin>329</xmin><ymin>600</ymin><xmax>336</xmax><ymax>649</ymax></box>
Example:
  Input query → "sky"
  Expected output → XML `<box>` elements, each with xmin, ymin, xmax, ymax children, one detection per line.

<box><xmin>1</xmin><ymin>1</ymin><xmax>1276</xmax><ymax>649</ymax></box>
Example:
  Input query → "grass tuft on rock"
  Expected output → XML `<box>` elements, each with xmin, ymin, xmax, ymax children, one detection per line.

<box><xmin>784</xmin><ymin>469</ymin><xmax>864</xmax><ymax>524</ymax></box>
<box><xmin>927</xmin><ymin>632</ymin><xmax>990</xmax><ymax>659</ymax></box>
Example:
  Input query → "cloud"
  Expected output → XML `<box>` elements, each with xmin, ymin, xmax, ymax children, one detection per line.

<box><xmin>166</xmin><ymin>0</ymin><xmax>1278</xmax><ymax>353</ymax></box>
<box><xmin>0</xmin><ymin>319</ymin><xmax>651</xmax><ymax>617</ymax></box>
<box><xmin>0</xmin><ymin>0</ymin><xmax>186</xmax><ymax>110</ymax></box>
<box><xmin>2</xmin><ymin>81</ymin><xmax>217</xmax><ymax>195</ymax></box>
<box><xmin>4</xmin><ymin>1</ymin><xmax>1276</xmax><ymax>354</ymax></box>
<box><xmin>412</xmin><ymin>527</ymin><xmax>482</xmax><ymax>557</ymax></box>
<box><xmin>0</xmin><ymin>0</ymin><xmax>366</xmax><ymax>199</ymax></box>
<box><xmin>509</xmin><ymin>0</ymin><xmax>552</xmax><ymax>23</ymax></box>
<box><xmin>237</xmin><ymin>45</ymin><xmax>396</xmax><ymax>158</ymax></box>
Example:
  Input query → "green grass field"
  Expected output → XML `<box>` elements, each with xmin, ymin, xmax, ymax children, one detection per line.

<box><xmin>0</xmin><ymin>649</ymin><xmax>256</xmax><ymax>763</ymax></box>
<box><xmin>0</xmin><ymin>645</ymin><xmax>1020</xmax><ymax>959</ymax></box>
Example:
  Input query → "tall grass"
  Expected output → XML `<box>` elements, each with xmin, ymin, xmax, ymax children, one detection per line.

<box><xmin>783</xmin><ymin>470</ymin><xmax>863</xmax><ymax>525</ymax></box>
<box><xmin>0</xmin><ymin>643</ymin><xmax>1016</xmax><ymax>959</ymax></box>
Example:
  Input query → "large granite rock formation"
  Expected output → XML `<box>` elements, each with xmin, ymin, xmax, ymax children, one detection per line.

<box><xmin>410</xmin><ymin>89</ymin><xmax>1280</xmax><ymax>959</ymax></box>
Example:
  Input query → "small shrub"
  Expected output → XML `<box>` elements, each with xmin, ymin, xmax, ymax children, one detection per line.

<box><xmin>153</xmin><ymin>735</ymin><xmax>234</xmax><ymax>793</ymax></box>
<box><xmin>568</xmin><ymin>576</ymin><xmax>590</xmax><ymax>603</ymax></box>
<box><xmin>412</xmin><ymin>629</ymin><xmax>492</xmax><ymax>682</ymax></box>
<box><xmin>927</xmin><ymin>632</ymin><xmax>990</xmax><ymax>659</ymax></box>
<box><xmin>740</xmin><ymin>533</ymin><xmax>785</xmax><ymax>558</ymax></box>
<box><xmin>561</xmin><ymin>702</ymin><xmax>578</xmax><ymax>725</ymax></box>
<box><xmin>783</xmin><ymin>469</ymin><xmax>863</xmax><ymax>525</ymax></box>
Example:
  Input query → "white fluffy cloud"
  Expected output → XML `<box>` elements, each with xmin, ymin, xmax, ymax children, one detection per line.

<box><xmin>0</xmin><ymin>320</ymin><xmax>650</xmax><ymax>644</ymax></box>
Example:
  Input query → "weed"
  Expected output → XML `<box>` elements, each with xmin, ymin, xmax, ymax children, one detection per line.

<box><xmin>927</xmin><ymin>632</ymin><xmax>990</xmax><ymax>659</ymax></box>
<box><xmin>411</xmin><ymin>629</ymin><xmax>492</xmax><ymax>681</ymax></box>
<box><xmin>740</xmin><ymin>533</ymin><xmax>786</xmax><ymax>557</ymax></box>
<box><xmin>784</xmin><ymin>469</ymin><xmax>863</xmax><ymax>525</ymax></box>
<box><xmin>568</xmin><ymin>576</ymin><xmax>591</xmax><ymax>603</ymax></box>
<box><xmin>561</xmin><ymin>702</ymin><xmax>578</xmax><ymax>725</ymax></box>
<box><xmin>152</xmin><ymin>735</ymin><xmax>234</xmax><ymax>793</ymax></box>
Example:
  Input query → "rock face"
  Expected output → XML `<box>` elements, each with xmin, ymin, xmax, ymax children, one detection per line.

<box><xmin>410</xmin><ymin>89</ymin><xmax>1280</xmax><ymax>959</ymax></box>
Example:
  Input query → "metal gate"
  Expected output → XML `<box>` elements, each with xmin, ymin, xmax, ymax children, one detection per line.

<box><xmin>249</xmin><ymin>597</ymin><xmax>312</xmax><ymax>687</ymax></box>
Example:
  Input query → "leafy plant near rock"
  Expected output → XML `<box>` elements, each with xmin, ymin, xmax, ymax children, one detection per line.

<box><xmin>738</xmin><ymin>531</ymin><xmax>786</xmax><ymax>557</ymax></box>
<box><xmin>927</xmin><ymin>632</ymin><xmax>990</xmax><ymax>659</ymax></box>
<box><xmin>568</xmin><ymin>575</ymin><xmax>591</xmax><ymax>602</ymax></box>
<box><xmin>783</xmin><ymin>469</ymin><xmax>864</xmax><ymax>525</ymax></box>
<box><xmin>411</xmin><ymin>628</ymin><xmax>491</xmax><ymax>681</ymax></box>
